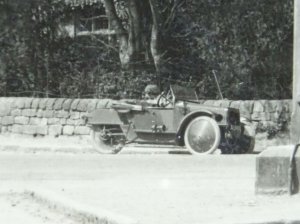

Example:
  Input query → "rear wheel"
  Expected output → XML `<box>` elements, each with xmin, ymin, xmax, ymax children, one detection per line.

<box><xmin>91</xmin><ymin>125</ymin><xmax>125</xmax><ymax>154</ymax></box>
<box><xmin>184</xmin><ymin>116</ymin><xmax>221</xmax><ymax>155</ymax></box>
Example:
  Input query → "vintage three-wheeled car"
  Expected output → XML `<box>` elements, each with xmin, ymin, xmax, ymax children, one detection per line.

<box><xmin>86</xmin><ymin>85</ymin><xmax>254</xmax><ymax>155</ymax></box>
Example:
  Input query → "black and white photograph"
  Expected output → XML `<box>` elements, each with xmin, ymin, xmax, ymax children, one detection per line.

<box><xmin>0</xmin><ymin>0</ymin><xmax>299</xmax><ymax>223</ymax></box>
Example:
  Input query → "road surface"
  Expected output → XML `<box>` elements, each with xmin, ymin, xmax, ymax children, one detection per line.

<box><xmin>0</xmin><ymin>151</ymin><xmax>299</xmax><ymax>224</ymax></box>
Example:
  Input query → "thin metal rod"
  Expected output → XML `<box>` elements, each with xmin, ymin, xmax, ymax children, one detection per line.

<box><xmin>212</xmin><ymin>70</ymin><xmax>224</xmax><ymax>100</ymax></box>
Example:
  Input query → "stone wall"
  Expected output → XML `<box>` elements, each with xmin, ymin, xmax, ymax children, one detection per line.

<box><xmin>0</xmin><ymin>98</ymin><xmax>292</xmax><ymax>140</ymax></box>
<box><xmin>0</xmin><ymin>97</ymin><xmax>104</xmax><ymax>137</ymax></box>
<box><xmin>202</xmin><ymin>99</ymin><xmax>292</xmax><ymax>133</ymax></box>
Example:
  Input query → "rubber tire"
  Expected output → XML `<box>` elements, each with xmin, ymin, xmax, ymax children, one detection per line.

<box><xmin>91</xmin><ymin>129</ymin><xmax>123</xmax><ymax>154</ymax></box>
<box><xmin>184</xmin><ymin>116</ymin><xmax>221</xmax><ymax>155</ymax></box>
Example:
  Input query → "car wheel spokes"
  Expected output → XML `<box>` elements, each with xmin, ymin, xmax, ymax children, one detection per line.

<box><xmin>91</xmin><ymin>125</ymin><xmax>125</xmax><ymax>154</ymax></box>
<box><xmin>184</xmin><ymin>116</ymin><xmax>221</xmax><ymax>155</ymax></box>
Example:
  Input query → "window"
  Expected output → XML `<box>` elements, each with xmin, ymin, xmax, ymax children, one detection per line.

<box><xmin>60</xmin><ymin>2</ymin><xmax>114</xmax><ymax>37</ymax></box>
<box><xmin>76</xmin><ymin>5</ymin><xmax>110</xmax><ymax>36</ymax></box>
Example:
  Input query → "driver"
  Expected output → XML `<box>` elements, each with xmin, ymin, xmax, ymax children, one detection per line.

<box><xmin>143</xmin><ymin>84</ymin><xmax>173</xmax><ymax>107</ymax></box>
<box><xmin>143</xmin><ymin>84</ymin><xmax>160</xmax><ymax>106</ymax></box>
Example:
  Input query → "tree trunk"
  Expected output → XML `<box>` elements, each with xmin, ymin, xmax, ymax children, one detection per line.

<box><xmin>149</xmin><ymin>0</ymin><xmax>164</xmax><ymax>83</ymax></box>
<box><xmin>104</xmin><ymin>0</ymin><xmax>163</xmax><ymax>73</ymax></box>
<box><xmin>103</xmin><ymin>0</ymin><xmax>132</xmax><ymax>69</ymax></box>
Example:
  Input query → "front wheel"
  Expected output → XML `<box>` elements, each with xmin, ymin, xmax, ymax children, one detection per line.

<box><xmin>184</xmin><ymin>116</ymin><xmax>221</xmax><ymax>155</ymax></box>
<box><xmin>91</xmin><ymin>125</ymin><xmax>125</xmax><ymax>154</ymax></box>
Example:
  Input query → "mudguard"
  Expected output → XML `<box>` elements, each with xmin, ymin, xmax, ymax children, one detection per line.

<box><xmin>176</xmin><ymin>110</ymin><xmax>214</xmax><ymax>146</ymax></box>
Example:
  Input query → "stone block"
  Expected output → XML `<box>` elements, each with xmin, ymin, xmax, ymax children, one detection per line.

<box><xmin>283</xmin><ymin>100</ymin><xmax>292</xmax><ymax>113</ymax></box>
<box><xmin>256</xmin><ymin>145</ymin><xmax>300</xmax><ymax>195</ymax></box>
<box><xmin>23</xmin><ymin>125</ymin><xmax>37</xmax><ymax>135</ymax></box>
<box><xmin>251</xmin><ymin>112</ymin><xmax>271</xmax><ymax>121</ymax></box>
<box><xmin>96</xmin><ymin>99</ymin><xmax>111</xmax><ymax>109</ymax></box>
<box><xmin>43</xmin><ymin>110</ymin><xmax>54</xmax><ymax>118</ymax></box>
<box><xmin>5</xmin><ymin>97</ymin><xmax>16</xmax><ymax>105</ymax></box>
<box><xmin>230</xmin><ymin>101</ymin><xmax>241</xmax><ymax>109</ymax></box>
<box><xmin>31</xmin><ymin>98</ymin><xmax>40</xmax><ymax>109</ymax></box>
<box><xmin>22</xmin><ymin>109</ymin><xmax>36</xmax><ymax>117</ymax></box>
<box><xmin>253</xmin><ymin>100</ymin><xmax>266</xmax><ymax>112</ymax></box>
<box><xmin>212</xmin><ymin>100</ymin><xmax>222</xmax><ymax>107</ymax></box>
<box><xmin>54</xmin><ymin>98</ymin><xmax>65</xmax><ymax>110</ymax></box>
<box><xmin>29</xmin><ymin>117</ymin><xmax>47</xmax><ymax>126</ymax></box>
<box><xmin>49</xmin><ymin>125</ymin><xmax>62</xmax><ymax>136</ymax></box>
<box><xmin>63</xmin><ymin>99</ymin><xmax>73</xmax><ymax>111</ymax></box>
<box><xmin>36</xmin><ymin>125</ymin><xmax>48</xmax><ymax>135</ymax></box>
<box><xmin>203</xmin><ymin>100</ymin><xmax>215</xmax><ymax>106</ymax></box>
<box><xmin>240</xmin><ymin>100</ymin><xmax>254</xmax><ymax>114</ymax></box>
<box><xmin>77</xmin><ymin>99</ymin><xmax>90</xmax><ymax>111</ymax></box>
<box><xmin>39</xmin><ymin>98</ymin><xmax>48</xmax><ymax>110</ymax></box>
<box><xmin>270</xmin><ymin>111</ymin><xmax>281</xmax><ymax>121</ymax></box>
<box><xmin>11</xmin><ymin>109</ymin><xmax>21</xmax><ymax>116</ymax></box>
<box><xmin>281</xmin><ymin>111</ymin><xmax>291</xmax><ymax>122</ymax></box>
<box><xmin>48</xmin><ymin>118</ymin><xmax>60</xmax><ymax>125</ymax></box>
<box><xmin>46</xmin><ymin>98</ymin><xmax>56</xmax><ymax>110</ymax></box>
<box><xmin>0</xmin><ymin>100</ymin><xmax>11</xmax><ymax>116</ymax></box>
<box><xmin>36</xmin><ymin>109</ymin><xmax>44</xmax><ymax>118</ymax></box>
<box><xmin>283</xmin><ymin>100</ymin><xmax>293</xmax><ymax>113</ymax></box>
<box><xmin>71</xmin><ymin>99</ymin><xmax>80</xmax><ymax>111</ymax></box>
<box><xmin>55</xmin><ymin>110</ymin><xmax>70</xmax><ymax>118</ymax></box>
<box><xmin>24</xmin><ymin>98</ymin><xmax>33</xmax><ymax>108</ymax></box>
<box><xmin>15</xmin><ymin>116</ymin><xmax>29</xmax><ymax>125</ymax></box>
<box><xmin>266</xmin><ymin>100</ymin><xmax>278</xmax><ymax>113</ymax></box>
<box><xmin>1</xmin><ymin>116</ymin><xmax>14</xmax><ymax>125</ymax></box>
<box><xmin>87</xmin><ymin>99</ymin><xmax>98</xmax><ymax>112</ymax></box>
<box><xmin>70</xmin><ymin>111</ymin><xmax>80</xmax><ymax>120</ymax></box>
<box><xmin>80</xmin><ymin>112</ymin><xmax>88</xmax><ymax>120</ymax></box>
<box><xmin>272</xmin><ymin>100</ymin><xmax>284</xmax><ymax>112</ymax></box>
<box><xmin>11</xmin><ymin>124</ymin><xmax>23</xmax><ymax>134</ymax></box>
<box><xmin>74</xmin><ymin>126</ymin><xmax>90</xmax><ymax>135</ymax></box>
<box><xmin>66</xmin><ymin>119</ymin><xmax>76</xmax><ymax>125</ymax></box>
<box><xmin>12</xmin><ymin>98</ymin><xmax>26</xmax><ymax>109</ymax></box>
<box><xmin>220</xmin><ymin>100</ymin><xmax>231</xmax><ymax>108</ymax></box>
<box><xmin>263</xmin><ymin>101</ymin><xmax>274</xmax><ymax>113</ymax></box>
<box><xmin>105</xmin><ymin>99</ymin><xmax>115</xmax><ymax>108</ymax></box>
<box><xmin>77</xmin><ymin>118</ymin><xmax>86</xmax><ymax>126</ymax></box>
<box><xmin>63</xmin><ymin>125</ymin><xmax>75</xmax><ymax>135</ymax></box>
<box><xmin>60</xmin><ymin>118</ymin><xmax>67</xmax><ymax>125</ymax></box>
<box><xmin>67</xmin><ymin>119</ymin><xmax>85</xmax><ymax>126</ymax></box>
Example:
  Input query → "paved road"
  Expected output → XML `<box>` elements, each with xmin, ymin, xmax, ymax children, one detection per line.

<box><xmin>0</xmin><ymin>152</ymin><xmax>299</xmax><ymax>224</ymax></box>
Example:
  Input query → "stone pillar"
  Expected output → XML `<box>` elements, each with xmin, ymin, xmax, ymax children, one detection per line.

<box><xmin>292</xmin><ymin>0</ymin><xmax>300</xmax><ymax>143</ymax></box>
<box><xmin>256</xmin><ymin>1</ymin><xmax>300</xmax><ymax>195</ymax></box>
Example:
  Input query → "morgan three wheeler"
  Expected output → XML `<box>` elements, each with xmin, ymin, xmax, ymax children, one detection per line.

<box><xmin>86</xmin><ymin>85</ymin><xmax>254</xmax><ymax>155</ymax></box>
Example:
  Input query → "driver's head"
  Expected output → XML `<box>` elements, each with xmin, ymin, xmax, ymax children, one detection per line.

<box><xmin>144</xmin><ymin>84</ymin><xmax>159</xmax><ymax>99</ymax></box>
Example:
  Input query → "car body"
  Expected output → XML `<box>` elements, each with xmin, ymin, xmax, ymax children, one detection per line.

<box><xmin>86</xmin><ymin>85</ymin><xmax>254</xmax><ymax>155</ymax></box>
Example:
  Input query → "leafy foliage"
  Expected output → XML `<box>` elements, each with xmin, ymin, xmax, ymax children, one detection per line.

<box><xmin>0</xmin><ymin>0</ymin><xmax>293</xmax><ymax>99</ymax></box>
<box><xmin>166</xmin><ymin>0</ymin><xmax>293</xmax><ymax>99</ymax></box>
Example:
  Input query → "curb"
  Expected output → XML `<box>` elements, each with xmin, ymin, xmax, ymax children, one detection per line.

<box><xmin>22</xmin><ymin>188</ymin><xmax>139</xmax><ymax>224</ymax></box>
<box><xmin>0</xmin><ymin>142</ymin><xmax>183</xmax><ymax>155</ymax></box>
<box><xmin>0</xmin><ymin>144</ymin><xmax>96</xmax><ymax>154</ymax></box>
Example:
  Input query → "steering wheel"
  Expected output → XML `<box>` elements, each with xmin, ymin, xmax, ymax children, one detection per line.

<box><xmin>157</xmin><ymin>90</ymin><xmax>174</xmax><ymax>107</ymax></box>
